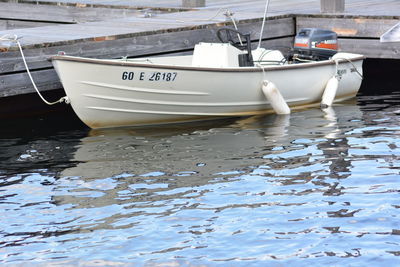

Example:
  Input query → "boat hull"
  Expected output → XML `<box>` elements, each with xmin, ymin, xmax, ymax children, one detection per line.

<box><xmin>52</xmin><ymin>54</ymin><xmax>364</xmax><ymax>129</ymax></box>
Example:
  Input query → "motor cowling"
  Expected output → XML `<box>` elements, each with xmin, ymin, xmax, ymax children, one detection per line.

<box><xmin>292</xmin><ymin>28</ymin><xmax>338</xmax><ymax>61</ymax></box>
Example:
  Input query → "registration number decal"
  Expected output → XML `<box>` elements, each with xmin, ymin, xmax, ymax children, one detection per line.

<box><xmin>122</xmin><ymin>71</ymin><xmax>177</xmax><ymax>82</ymax></box>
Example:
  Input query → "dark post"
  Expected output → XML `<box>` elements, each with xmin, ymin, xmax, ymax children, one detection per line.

<box><xmin>182</xmin><ymin>0</ymin><xmax>205</xmax><ymax>8</ymax></box>
<box><xmin>321</xmin><ymin>0</ymin><xmax>345</xmax><ymax>13</ymax></box>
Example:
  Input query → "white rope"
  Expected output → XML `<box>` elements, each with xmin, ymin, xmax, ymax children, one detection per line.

<box><xmin>173</xmin><ymin>9</ymin><xmax>243</xmax><ymax>45</ymax></box>
<box><xmin>256</xmin><ymin>62</ymin><xmax>267</xmax><ymax>81</ymax></box>
<box><xmin>1</xmin><ymin>34</ymin><xmax>69</xmax><ymax>105</ymax></box>
<box><xmin>334</xmin><ymin>57</ymin><xmax>363</xmax><ymax>79</ymax></box>
<box><xmin>334</xmin><ymin>58</ymin><xmax>340</xmax><ymax>78</ymax></box>
<box><xmin>258</xmin><ymin>0</ymin><xmax>271</xmax><ymax>49</ymax></box>
<box><xmin>206</xmin><ymin>8</ymin><xmax>226</xmax><ymax>21</ymax></box>
<box><xmin>223</xmin><ymin>10</ymin><xmax>243</xmax><ymax>45</ymax></box>
<box><xmin>175</xmin><ymin>8</ymin><xmax>227</xmax><ymax>23</ymax></box>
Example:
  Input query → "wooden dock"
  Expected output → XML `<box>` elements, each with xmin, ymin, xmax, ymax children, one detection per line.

<box><xmin>0</xmin><ymin>0</ymin><xmax>399</xmax><ymax>114</ymax></box>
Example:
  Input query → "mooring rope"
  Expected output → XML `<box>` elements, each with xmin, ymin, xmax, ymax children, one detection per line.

<box><xmin>256</xmin><ymin>62</ymin><xmax>267</xmax><ymax>80</ymax></box>
<box><xmin>0</xmin><ymin>34</ymin><xmax>69</xmax><ymax>105</ymax></box>
<box><xmin>334</xmin><ymin>57</ymin><xmax>364</xmax><ymax>79</ymax></box>
<box><xmin>222</xmin><ymin>10</ymin><xmax>243</xmax><ymax>46</ymax></box>
<box><xmin>258</xmin><ymin>0</ymin><xmax>271</xmax><ymax>49</ymax></box>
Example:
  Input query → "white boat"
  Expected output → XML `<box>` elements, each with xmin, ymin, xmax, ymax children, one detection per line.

<box><xmin>51</xmin><ymin>28</ymin><xmax>364</xmax><ymax>129</ymax></box>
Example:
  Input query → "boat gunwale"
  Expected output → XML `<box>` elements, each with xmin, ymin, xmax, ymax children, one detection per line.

<box><xmin>50</xmin><ymin>54</ymin><xmax>365</xmax><ymax>72</ymax></box>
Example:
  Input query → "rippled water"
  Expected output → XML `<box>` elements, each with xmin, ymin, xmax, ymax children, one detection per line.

<box><xmin>1</xmin><ymin>89</ymin><xmax>400</xmax><ymax>266</ymax></box>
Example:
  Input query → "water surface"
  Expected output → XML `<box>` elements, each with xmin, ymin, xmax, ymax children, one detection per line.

<box><xmin>1</xmin><ymin>90</ymin><xmax>400</xmax><ymax>266</ymax></box>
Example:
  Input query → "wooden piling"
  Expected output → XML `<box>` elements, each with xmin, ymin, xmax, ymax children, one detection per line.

<box><xmin>320</xmin><ymin>0</ymin><xmax>345</xmax><ymax>13</ymax></box>
<box><xmin>182</xmin><ymin>0</ymin><xmax>205</xmax><ymax>8</ymax></box>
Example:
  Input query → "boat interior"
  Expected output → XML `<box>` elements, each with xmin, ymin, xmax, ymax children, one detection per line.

<box><xmin>122</xmin><ymin>46</ymin><xmax>286</xmax><ymax>68</ymax></box>
<box><xmin>119</xmin><ymin>27</ymin><xmax>287</xmax><ymax>68</ymax></box>
<box><xmin>117</xmin><ymin>27</ymin><xmax>343</xmax><ymax>69</ymax></box>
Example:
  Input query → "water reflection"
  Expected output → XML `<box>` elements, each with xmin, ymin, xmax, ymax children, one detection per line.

<box><xmin>55</xmin><ymin>104</ymin><xmax>365</xmax><ymax>223</ymax></box>
<box><xmin>1</xmin><ymin>94</ymin><xmax>400</xmax><ymax>265</ymax></box>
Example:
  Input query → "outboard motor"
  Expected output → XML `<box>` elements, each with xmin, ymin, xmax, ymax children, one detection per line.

<box><xmin>291</xmin><ymin>28</ymin><xmax>338</xmax><ymax>61</ymax></box>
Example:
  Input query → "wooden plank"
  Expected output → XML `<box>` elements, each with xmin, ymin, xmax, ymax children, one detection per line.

<box><xmin>4</xmin><ymin>0</ymin><xmax>400</xmax><ymax>16</ymax></box>
<box><xmin>0</xmin><ymin>69</ymin><xmax>61</xmax><ymax>97</ymax></box>
<box><xmin>345</xmin><ymin>0</ymin><xmax>400</xmax><ymax>16</ymax></box>
<box><xmin>257</xmin><ymin>36</ymin><xmax>294</xmax><ymax>56</ymax></box>
<box><xmin>0</xmin><ymin>19</ymin><xmax>55</xmax><ymax>30</ymax></box>
<box><xmin>0</xmin><ymin>2</ymin><xmax>167</xmax><ymax>24</ymax></box>
<box><xmin>3</xmin><ymin>0</ymin><xmax>186</xmax><ymax>9</ymax></box>
<box><xmin>339</xmin><ymin>38</ymin><xmax>400</xmax><ymax>59</ymax></box>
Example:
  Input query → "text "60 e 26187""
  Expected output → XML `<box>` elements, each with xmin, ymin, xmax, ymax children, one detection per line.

<box><xmin>122</xmin><ymin>71</ymin><xmax>177</xmax><ymax>82</ymax></box>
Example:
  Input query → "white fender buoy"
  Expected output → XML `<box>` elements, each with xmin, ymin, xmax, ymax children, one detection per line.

<box><xmin>262</xmin><ymin>80</ymin><xmax>290</xmax><ymax>115</ymax></box>
<box><xmin>321</xmin><ymin>76</ymin><xmax>339</xmax><ymax>108</ymax></box>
